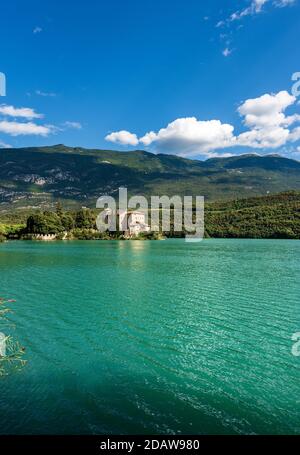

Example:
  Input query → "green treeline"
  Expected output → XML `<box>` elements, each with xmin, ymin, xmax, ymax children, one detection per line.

<box><xmin>0</xmin><ymin>191</ymin><xmax>300</xmax><ymax>240</ymax></box>
<box><xmin>26</xmin><ymin>204</ymin><xmax>95</xmax><ymax>234</ymax></box>
<box><xmin>24</xmin><ymin>204</ymin><xmax>108</xmax><ymax>239</ymax></box>
<box><xmin>205</xmin><ymin>191</ymin><xmax>300</xmax><ymax>239</ymax></box>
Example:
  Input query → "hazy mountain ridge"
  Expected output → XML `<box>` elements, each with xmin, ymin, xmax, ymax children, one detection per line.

<box><xmin>0</xmin><ymin>145</ymin><xmax>299</xmax><ymax>211</ymax></box>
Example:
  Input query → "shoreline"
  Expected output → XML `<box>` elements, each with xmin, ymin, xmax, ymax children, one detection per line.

<box><xmin>1</xmin><ymin>236</ymin><xmax>300</xmax><ymax>242</ymax></box>
<box><xmin>1</xmin><ymin>191</ymin><xmax>299</xmax><ymax>241</ymax></box>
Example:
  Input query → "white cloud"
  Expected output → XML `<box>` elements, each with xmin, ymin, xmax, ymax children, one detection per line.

<box><xmin>63</xmin><ymin>121</ymin><xmax>82</xmax><ymax>130</ymax></box>
<box><xmin>237</xmin><ymin>126</ymin><xmax>290</xmax><ymax>148</ymax></box>
<box><xmin>0</xmin><ymin>121</ymin><xmax>51</xmax><ymax>136</ymax></box>
<box><xmin>217</xmin><ymin>1</ymin><xmax>296</xmax><ymax>55</ymax></box>
<box><xmin>222</xmin><ymin>47</ymin><xmax>232</xmax><ymax>57</ymax></box>
<box><xmin>104</xmin><ymin>89</ymin><xmax>300</xmax><ymax>158</ymax></box>
<box><xmin>288</xmin><ymin>126</ymin><xmax>300</xmax><ymax>142</ymax></box>
<box><xmin>35</xmin><ymin>90</ymin><xmax>57</xmax><ymax>97</ymax></box>
<box><xmin>291</xmin><ymin>147</ymin><xmax>300</xmax><ymax>160</ymax></box>
<box><xmin>105</xmin><ymin>130</ymin><xmax>139</xmax><ymax>146</ymax></box>
<box><xmin>219</xmin><ymin>0</ymin><xmax>295</xmax><ymax>25</ymax></box>
<box><xmin>0</xmin><ymin>105</ymin><xmax>59</xmax><ymax>138</ymax></box>
<box><xmin>274</xmin><ymin>0</ymin><xmax>295</xmax><ymax>6</ymax></box>
<box><xmin>33</xmin><ymin>26</ymin><xmax>43</xmax><ymax>34</ymax></box>
<box><xmin>236</xmin><ymin>90</ymin><xmax>300</xmax><ymax>149</ymax></box>
<box><xmin>254</xmin><ymin>0</ymin><xmax>269</xmax><ymax>11</ymax></box>
<box><xmin>140</xmin><ymin>118</ymin><xmax>236</xmax><ymax>156</ymax></box>
<box><xmin>139</xmin><ymin>131</ymin><xmax>157</xmax><ymax>146</ymax></box>
<box><xmin>226</xmin><ymin>0</ymin><xmax>268</xmax><ymax>23</ymax></box>
<box><xmin>201</xmin><ymin>151</ymin><xmax>237</xmax><ymax>159</ymax></box>
<box><xmin>0</xmin><ymin>104</ymin><xmax>43</xmax><ymax>119</ymax></box>
<box><xmin>0</xmin><ymin>140</ymin><xmax>12</xmax><ymax>148</ymax></box>
<box><xmin>237</xmin><ymin>91</ymin><xmax>297</xmax><ymax>128</ymax></box>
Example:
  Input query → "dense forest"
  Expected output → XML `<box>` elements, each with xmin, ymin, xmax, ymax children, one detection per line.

<box><xmin>0</xmin><ymin>191</ymin><xmax>299</xmax><ymax>240</ymax></box>
<box><xmin>204</xmin><ymin>191</ymin><xmax>300</xmax><ymax>239</ymax></box>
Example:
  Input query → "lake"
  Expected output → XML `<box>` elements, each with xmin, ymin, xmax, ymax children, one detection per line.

<box><xmin>0</xmin><ymin>239</ymin><xmax>299</xmax><ymax>435</ymax></box>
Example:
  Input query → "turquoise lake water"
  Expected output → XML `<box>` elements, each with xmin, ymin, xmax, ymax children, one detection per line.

<box><xmin>0</xmin><ymin>239</ymin><xmax>299</xmax><ymax>435</ymax></box>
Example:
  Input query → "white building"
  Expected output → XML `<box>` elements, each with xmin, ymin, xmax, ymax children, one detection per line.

<box><xmin>119</xmin><ymin>210</ymin><xmax>150</xmax><ymax>236</ymax></box>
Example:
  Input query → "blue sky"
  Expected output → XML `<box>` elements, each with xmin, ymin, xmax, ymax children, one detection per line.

<box><xmin>0</xmin><ymin>0</ymin><xmax>300</xmax><ymax>159</ymax></box>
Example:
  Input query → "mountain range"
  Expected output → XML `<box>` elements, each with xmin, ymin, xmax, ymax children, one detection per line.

<box><xmin>0</xmin><ymin>144</ymin><xmax>300</xmax><ymax>211</ymax></box>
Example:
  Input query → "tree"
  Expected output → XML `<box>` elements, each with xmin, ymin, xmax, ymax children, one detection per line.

<box><xmin>55</xmin><ymin>201</ymin><xmax>63</xmax><ymax>218</ymax></box>
<box><xmin>60</xmin><ymin>213</ymin><xmax>75</xmax><ymax>231</ymax></box>
<box><xmin>75</xmin><ymin>208</ymin><xmax>96</xmax><ymax>229</ymax></box>
<box><xmin>26</xmin><ymin>211</ymin><xmax>64</xmax><ymax>235</ymax></box>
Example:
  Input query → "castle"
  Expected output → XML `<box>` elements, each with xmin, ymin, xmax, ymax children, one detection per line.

<box><xmin>118</xmin><ymin>210</ymin><xmax>151</xmax><ymax>236</ymax></box>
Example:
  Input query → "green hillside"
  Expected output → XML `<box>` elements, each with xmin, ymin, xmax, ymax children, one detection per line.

<box><xmin>205</xmin><ymin>191</ymin><xmax>300</xmax><ymax>239</ymax></box>
<box><xmin>0</xmin><ymin>145</ymin><xmax>300</xmax><ymax>212</ymax></box>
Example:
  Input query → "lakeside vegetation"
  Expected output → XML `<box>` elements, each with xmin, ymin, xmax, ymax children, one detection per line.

<box><xmin>0</xmin><ymin>191</ymin><xmax>299</xmax><ymax>240</ymax></box>
<box><xmin>205</xmin><ymin>191</ymin><xmax>300</xmax><ymax>239</ymax></box>
<box><xmin>0</xmin><ymin>298</ymin><xmax>26</xmax><ymax>377</ymax></box>
<box><xmin>0</xmin><ymin>203</ymin><xmax>162</xmax><ymax>241</ymax></box>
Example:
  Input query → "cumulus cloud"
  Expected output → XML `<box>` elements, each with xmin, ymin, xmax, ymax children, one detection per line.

<box><xmin>288</xmin><ymin>126</ymin><xmax>300</xmax><ymax>142</ymax></box>
<box><xmin>139</xmin><ymin>118</ymin><xmax>236</xmax><ymax>156</ymax></box>
<box><xmin>0</xmin><ymin>104</ymin><xmax>43</xmax><ymax>119</ymax></box>
<box><xmin>237</xmin><ymin>91</ymin><xmax>297</xmax><ymax>128</ymax></box>
<box><xmin>0</xmin><ymin>121</ymin><xmax>52</xmax><ymax>136</ymax></box>
<box><xmin>105</xmin><ymin>130</ymin><xmax>139</xmax><ymax>146</ymax></box>
<box><xmin>237</xmin><ymin>126</ymin><xmax>290</xmax><ymax>149</ymax></box>
<box><xmin>236</xmin><ymin>91</ymin><xmax>300</xmax><ymax>149</ymax></box>
<box><xmin>33</xmin><ymin>26</ymin><xmax>43</xmax><ymax>34</ymax></box>
<box><xmin>105</xmin><ymin>89</ymin><xmax>300</xmax><ymax>158</ymax></box>
<box><xmin>107</xmin><ymin>119</ymin><xmax>236</xmax><ymax>156</ymax></box>
<box><xmin>139</xmin><ymin>131</ymin><xmax>157</xmax><ymax>146</ymax></box>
